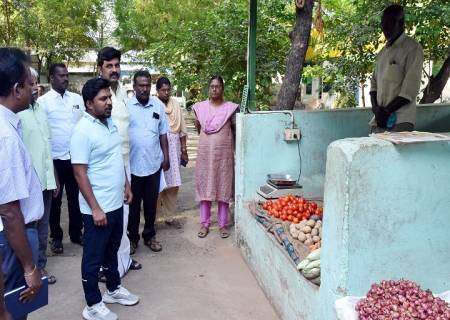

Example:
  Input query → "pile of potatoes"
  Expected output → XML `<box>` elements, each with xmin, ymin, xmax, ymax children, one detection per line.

<box><xmin>289</xmin><ymin>216</ymin><xmax>322</xmax><ymax>247</ymax></box>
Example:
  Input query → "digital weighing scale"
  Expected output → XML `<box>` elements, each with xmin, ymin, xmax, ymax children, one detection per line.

<box><xmin>257</xmin><ymin>174</ymin><xmax>303</xmax><ymax>199</ymax></box>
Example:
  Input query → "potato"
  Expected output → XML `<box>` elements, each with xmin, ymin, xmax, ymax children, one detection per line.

<box><xmin>301</xmin><ymin>226</ymin><xmax>312</xmax><ymax>233</ymax></box>
<box><xmin>297</xmin><ymin>232</ymin><xmax>307</xmax><ymax>242</ymax></box>
<box><xmin>297</xmin><ymin>220</ymin><xmax>307</xmax><ymax>229</ymax></box>
<box><xmin>315</xmin><ymin>220</ymin><xmax>322</xmax><ymax>228</ymax></box>
<box><xmin>312</xmin><ymin>236</ymin><xmax>321</xmax><ymax>243</ymax></box>
<box><xmin>305</xmin><ymin>233</ymin><xmax>312</xmax><ymax>239</ymax></box>
<box><xmin>304</xmin><ymin>238</ymin><xmax>313</xmax><ymax>246</ymax></box>
<box><xmin>291</xmin><ymin>230</ymin><xmax>299</xmax><ymax>239</ymax></box>
<box><xmin>311</xmin><ymin>228</ymin><xmax>319</xmax><ymax>236</ymax></box>
<box><xmin>306</xmin><ymin>219</ymin><xmax>316</xmax><ymax>227</ymax></box>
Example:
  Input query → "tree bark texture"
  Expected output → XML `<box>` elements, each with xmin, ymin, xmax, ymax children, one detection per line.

<box><xmin>420</xmin><ymin>52</ymin><xmax>450</xmax><ymax>104</ymax></box>
<box><xmin>275</xmin><ymin>0</ymin><xmax>314</xmax><ymax>110</ymax></box>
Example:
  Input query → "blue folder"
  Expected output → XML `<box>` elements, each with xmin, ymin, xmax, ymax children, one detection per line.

<box><xmin>5</xmin><ymin>277</ymin><xmax>48</xmax><ymax>319</ymax></box>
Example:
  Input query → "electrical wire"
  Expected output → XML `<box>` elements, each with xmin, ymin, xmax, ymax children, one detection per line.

<box><xmin>297</xmin><ymin>137</ymin><xmax>302</xmax><ymax>185</ymax></box>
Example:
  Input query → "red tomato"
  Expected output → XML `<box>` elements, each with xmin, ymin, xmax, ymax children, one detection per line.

<box><xmin>293</xmin><ymin>217</ymin><xmax>299</xmax><ymax>224</ymax></box>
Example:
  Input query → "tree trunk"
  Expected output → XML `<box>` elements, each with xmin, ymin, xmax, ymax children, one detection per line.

<box><xmin>275</xmin><ymin>0</ymin><xmax>314</xmax><ymax>110</ymax></box>
<box><xmin>3</xmin><ymin>0</ymin><xmax>12</xmax><ymax>45</ymax></box>
<box><xmin>360</xmin><ymin>80</ymin><xmax>366</xmax><ymax>108</ymax></box>
<box><xmin>420</xmin><ymin>53</ymin><xmax>450</xmax><ymax>104</ymax></box>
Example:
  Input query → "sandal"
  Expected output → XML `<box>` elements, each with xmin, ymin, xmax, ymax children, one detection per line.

<box><xmin>144</xmin><ymin>238</ymin><xmax>162</xmax><ymax>252</ymax></box>
<box><xmin>219</xmin><ymin>227</ymin><xmax>230</xmax><ymax>239</ymax></box>
<box><xmin>129</xmin><ymin>259</ymin><xmax>142</xmax><ymax>270</ymax></box>
<box><xmin>197</xmin><ymin>226</ymin><xmax>209</xmax><ymax>238</ymax></box>
<box><xmin>41</xmin><ymin>269</ymin><xmax>57</xmax><ymax>285</ymax></box>
<box><xmin>165</xmin><ymin>219</ymin><xmax>183</xmax><ymax>229</ymax></box>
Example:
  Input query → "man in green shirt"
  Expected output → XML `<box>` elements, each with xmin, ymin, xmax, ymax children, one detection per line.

<box><xmin>18</xmin><ymin>67</ymin><xmax>59</xmax><ymax>284</ymax></box>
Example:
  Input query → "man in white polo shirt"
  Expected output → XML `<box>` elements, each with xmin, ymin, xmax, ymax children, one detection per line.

<box><xmin>38</xmin><ymin>63</ymin><xmax>85</xmax><ymax>254</ymax></box>
<box><xmin>71</xmin><ymin>78</ymin><xmax>139</xmax><ymax>320</ymax></box>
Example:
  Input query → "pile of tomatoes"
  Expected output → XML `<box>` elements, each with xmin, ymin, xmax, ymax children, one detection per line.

<box><xmin>261</xmin><ymin>195</ymin><xmax>323</xmax><ymax>223</ymax></box>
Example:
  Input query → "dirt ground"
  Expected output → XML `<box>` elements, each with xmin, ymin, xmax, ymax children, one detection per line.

<box><xmin>32</xmin><ymin>118</ymin><xmax>279</xmax><ymax>320</ymax></box>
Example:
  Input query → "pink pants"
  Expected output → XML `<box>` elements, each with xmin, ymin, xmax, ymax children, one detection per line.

<box><xmin>200</xmin><ymin>201</ymin><xmax>229</xmax><ymax>228</ymax></box>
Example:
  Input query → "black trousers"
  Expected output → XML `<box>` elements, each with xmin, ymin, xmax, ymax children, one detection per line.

<box><xmin>50</xmin><ymin>159</ymin><xmax>83</xmax><ymax>241</ymax></box>
<box><xmin>82</xmin><ymin>208</ymin><xmax>122</xmax><ymax>306</ymax></box>
<box><xmin>127</xmin><ymin>169</ymin><xmax>161</xmax><ymax>243</ymax></box>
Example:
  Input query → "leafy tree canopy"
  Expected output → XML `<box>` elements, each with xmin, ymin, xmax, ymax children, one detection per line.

<box><xmin>115</xmin><ymin>0</ymin><xmax>294</xmax><ymax>105</ymax></box>
<box><xmin>0</xmin><ymin>0</ymin><xmax>104</xmax><ymax>75</ymax></box>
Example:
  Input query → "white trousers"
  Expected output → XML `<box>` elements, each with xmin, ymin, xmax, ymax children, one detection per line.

<box><xmin>117</xmin><ymin>163</ymin><xmax>132</xmax><ymax>277</ymax></box>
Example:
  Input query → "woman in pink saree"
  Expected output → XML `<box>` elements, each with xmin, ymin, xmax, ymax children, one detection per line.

<box><xmin>193</xmin><ymin>75</ymin><xmax>239</xmax><ymax>238</ymax></box>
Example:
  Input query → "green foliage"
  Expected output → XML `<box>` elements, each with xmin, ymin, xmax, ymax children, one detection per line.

<box><xmin>313</xmin><ymin>0</ymin><xmax>450</xmax><ymax>106</ymax></box>
<box><xmin>115</xmin><ymin>0</ymin><xmax>293</xmax><ymax>104</ymax></box>
<box><xmin>0</xmin><ymin>0</ymin><xmax>104</xmax><ymax>74</ymax></box>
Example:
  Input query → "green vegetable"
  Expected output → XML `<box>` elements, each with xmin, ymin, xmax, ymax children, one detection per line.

<box><xmin>303</xmin><ymin>259</ymin><xmax>320</xmax><ymax>272</ymax></box>
<box><xmin>303</xmin><ymin>267</ymin><xmax>320</xmax><ymax>279</ymax></box>
<box><xmin>306</xmin><ymin>248</ymin><xmax>321</xmax><ymax>261</ymax></box>
<box><xmin>297</xmin><ymin>259</ymin><xmax>310</xmax><ymax>271</ymax></box>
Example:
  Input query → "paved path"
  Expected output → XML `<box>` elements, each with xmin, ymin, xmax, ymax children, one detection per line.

<box><xmin>32</xmin><ymin>113</ymin><xmax>278</xmax><ymax>320</ymax></box>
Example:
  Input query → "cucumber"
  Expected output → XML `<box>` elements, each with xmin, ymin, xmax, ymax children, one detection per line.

<box><xmin>306</xmin><ymin>248</ymin><xmax>321</xmax><ymax>261</ymax></box>
<box><xmin>297</xmin><ymin>259</ymin><xmax>310</xmax><ymax>271</ymax></box>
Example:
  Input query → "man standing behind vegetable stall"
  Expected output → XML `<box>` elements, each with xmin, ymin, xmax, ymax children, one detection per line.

<box><xmin>369</xmin><ymin>4</ymin><xmax>423</xmax><ymax>133</ymax></box>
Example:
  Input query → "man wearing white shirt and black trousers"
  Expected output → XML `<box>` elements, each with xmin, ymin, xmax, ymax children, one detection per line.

<box><xmin>37</xmin><ymin>63</ymin><xmax>84</xmax><ymax>254</ymax></box>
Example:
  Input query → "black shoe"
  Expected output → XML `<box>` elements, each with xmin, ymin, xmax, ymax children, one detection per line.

<box><xmin>130</xmin><ymin>242</ymin><xmax>138</xmax><ymax>255</ymax></box>
<box><xmin>51</xmin><ymin>239</ymin><xmax>63</xmax><ymax>254</ymax></box>
<box><xmin>71</xmin><ymin>236</ymin><xmax>84</xmax><ymax>246</ymax></box>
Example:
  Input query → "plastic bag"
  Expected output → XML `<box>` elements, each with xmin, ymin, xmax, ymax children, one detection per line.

<box><xmin>335</xmin><ymin>291</ymin><xmax>450</xmax><ymax>320</ymax></box>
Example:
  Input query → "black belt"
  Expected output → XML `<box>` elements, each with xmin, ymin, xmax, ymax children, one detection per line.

<box><xmin>25</xmin><ymin>221</ymin><xmax>38</xmax><ymax>229</ymax></box>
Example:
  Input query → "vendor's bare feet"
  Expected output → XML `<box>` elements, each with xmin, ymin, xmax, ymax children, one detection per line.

<box><xmin>198</xmin><ymin>226</ymin><xmax>209</xmax><ymax>238</ymax></box>
<box><xmin>219</xmin><ymin>227</ymin><xmax>230</xmax><ymax>239</ymax></box>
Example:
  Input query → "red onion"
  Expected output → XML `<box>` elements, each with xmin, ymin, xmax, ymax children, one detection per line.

<box><xmin>356</xmin><ymin>280</ymin><xmax>450</xmax><ymax>320</ymax></box>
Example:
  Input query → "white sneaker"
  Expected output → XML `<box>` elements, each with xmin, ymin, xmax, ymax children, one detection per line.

<box><xmin>102</xmin><ymin>286</ymin><xmax>139</xmax><ymax>306</ymax></box>
<box><xmin>82</xmin><ymin>301</ymin><xmax>118</xmax><ymax>320</ymax></box>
